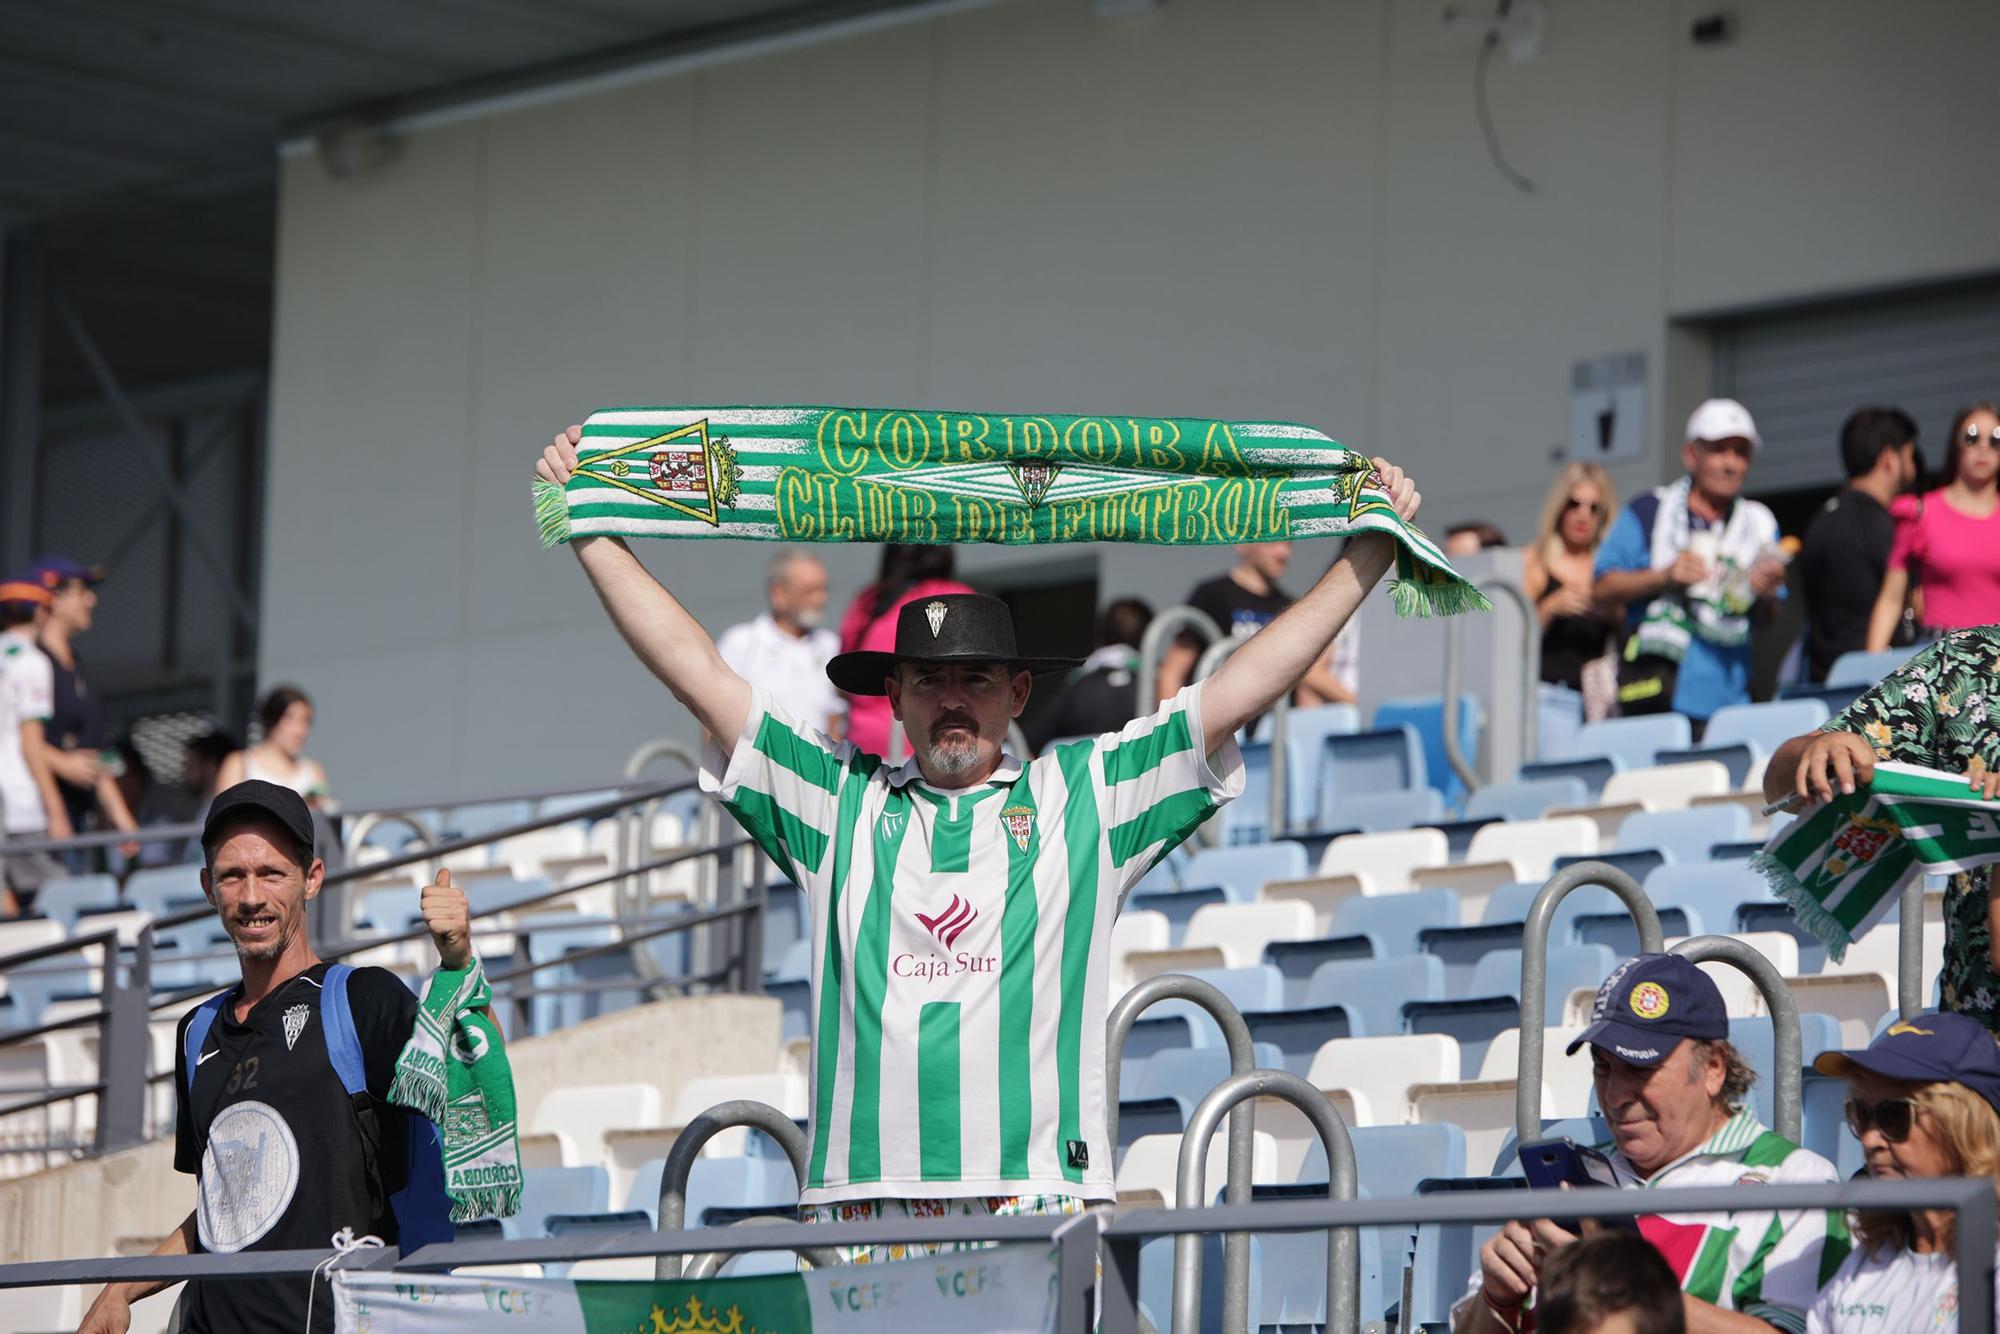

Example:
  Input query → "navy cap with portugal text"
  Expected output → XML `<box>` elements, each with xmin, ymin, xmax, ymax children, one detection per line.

<box><xmin>1567</xmin><ymin>953</ymin><xmax>1728</xmax><ymax>1068</ymax></box>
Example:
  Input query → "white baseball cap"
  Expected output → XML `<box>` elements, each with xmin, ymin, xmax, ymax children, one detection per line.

<box><xmin>1685</xmin><ymin>397</ymin><xmax>1759</xmax><ymax>448</ymax></box>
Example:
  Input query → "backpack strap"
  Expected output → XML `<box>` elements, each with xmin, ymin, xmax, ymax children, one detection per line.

<box><xmin>319</xmin><ymin>962</ymin><xmax>366</xmax><ymax>1095</ymax></box>
<box><xmin>180</xmin><ymin>990</ymin><xmax>232</xmax><ymax>1096</ymax></box>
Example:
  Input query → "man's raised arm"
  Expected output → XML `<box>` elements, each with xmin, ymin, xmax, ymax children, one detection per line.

<box><xmin>538</xmin><ymin>426</ymin><xmax>753</xmax><ymax>745</ymax></box>
<box><xmin>1198</xmin><ymin>459</ymin><xmax>1419</xmax><ymax>755</ymax></box>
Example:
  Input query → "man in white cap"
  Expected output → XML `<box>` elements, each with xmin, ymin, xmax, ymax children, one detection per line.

<box><xmin>1593</xmin><ymin>399</ymin><xmax>1787</xmax><ymax>728</ymax></box>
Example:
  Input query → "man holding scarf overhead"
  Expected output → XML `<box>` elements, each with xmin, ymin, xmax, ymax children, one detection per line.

<box><xmin>1594</xmin><ymin>399</ymin><xmax>1788</xmax><ymax>727</ymax></box>
<box><xmin>534</xmin><ymin>418</ymin><xmax>1426</xmax><ymax>1259</ymax></box>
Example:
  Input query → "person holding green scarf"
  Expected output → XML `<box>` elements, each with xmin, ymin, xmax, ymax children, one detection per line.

<box><xmin>1594</xmin><ymin>399</ymin><xmax>1788</xmax><ymax>727</ymax></box>
<box><xmin>1764</xmin><ymin>626</ymin><xmax>2000</xmax><ymax>1031</ymax></box>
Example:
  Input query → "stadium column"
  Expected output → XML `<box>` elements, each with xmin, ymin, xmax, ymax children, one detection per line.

<box><xmin>0</xmin><ymin>238</ymin><xmax>45</xmax><ymax>571</ymax></box>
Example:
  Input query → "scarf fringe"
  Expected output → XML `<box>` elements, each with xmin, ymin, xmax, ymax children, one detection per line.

<box><xmin>449</xmin><ymin>1186</ymin><xmax>522</xmax><ymax>1225</ymax></box>
<box><xmin>1750</xmin><ymin>849</ymin><xmax>1855</xmax><ymax>962</ymax></box>
<box><xmin>387</xmin><ymin>1061</ymin><xmax>449</xmax><ymax>1124</ymax></box>
<box><xmin>1389</xmin><ymin>574</ymin><xmax>1493</xmax><ymax>619</ymax></box>
<box><xmin>532</xmin><ymin>476</ymin><xmax>571</xmax><ymax>548</ymax></box>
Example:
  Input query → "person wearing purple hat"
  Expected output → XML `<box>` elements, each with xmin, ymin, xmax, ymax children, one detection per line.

<box><xmin>1457</xmin><ymin>954</ymin><xmax>1847</xmax><ymax>1334</ymax></box>
<box><xmin>1806</xmin><ymin>1010</ymin><xmax>2000</xmax><ymax>1332</ymax></box>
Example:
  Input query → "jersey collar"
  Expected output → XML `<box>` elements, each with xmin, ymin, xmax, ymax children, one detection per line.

<box><xmin>885</xmin><ymin>749</ymin><xmax>1025</xmax><ymax>791</ymax></box>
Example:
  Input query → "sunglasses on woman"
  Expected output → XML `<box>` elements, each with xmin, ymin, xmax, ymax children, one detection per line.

<box><xmin>1563</xmin><ymin>497</ymin><xmax>1601</xmax><ymax>516</ymax></box>
<box><xmin>1962</xmin><ymin>425</ymin><xmax>2000</xmax><ymax>450</ymax></box>
<box><xmin>1845</xmin><ymin>1096</ymin><xmax>1921</xmax><ymax>1143</ymax></box>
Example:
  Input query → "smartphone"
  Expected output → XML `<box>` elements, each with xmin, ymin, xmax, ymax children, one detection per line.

<box><xmin>1517</xmin><ymin>1138</ymin><xmax>1637</xmax><ymax>1233</ymax></box>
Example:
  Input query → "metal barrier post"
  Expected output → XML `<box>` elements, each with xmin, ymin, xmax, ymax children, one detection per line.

<box><xmin>1670</xmin><ymin>935</ymin><xmax>1803</xmax><ymax>1142</ymax></box>
<box><xmin>1899</xmin><ymin>874</ymin><xmax>1926</xmax><ymax>1020</ymax></box>
<box><xmin>94</xmin><ymin>933</ymin><xmax>151</xmax><ymax>1154</ymax></box>
<box><xmin>1443</xmin><ymin>576</ymin><xmax>1538</xmax><ymax>788</ymax></box>
<box><xmin>1516</xmin><ymin>862</ymin><xmax>1665</xmax><ymax>1146</ymax></box>
<box><xmin>656</xmin><ymin>1099</ymin><xmax>839</xmax><ymax>1277</ymax></box>
<box><xmin>1173</xmin><ymin>1070</ymin><xmax>1358</xmax><ymax>1334</ymax></box>
<box><xmin>1107</xmin><ymin>975</ymin><xmax>1256</xmax><ymax>1334</ymax></box>
<box><xmin>1136</xmin><ymin>606</ymin><xmax>1224</xmax><ymax>720</ymax></box>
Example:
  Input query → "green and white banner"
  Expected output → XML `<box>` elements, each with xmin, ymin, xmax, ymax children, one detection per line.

<box><xmin>1754</xmin><ymin>760</ymin><xmax>2000</xmax><ymax>959</ymax></box>
<box><xmin>334</xmin><ymin>1242</ymin><xmax>1058</xmax><ymax>1333</ymax></box>
<box><xmin>532</xmin><ymin>405</ymin><xmax>1488</xmax><ymax>618</ymax></box>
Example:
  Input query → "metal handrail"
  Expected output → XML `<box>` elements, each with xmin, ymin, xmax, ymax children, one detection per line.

<box><xmin>1107</xmin><ymin>974</ymin><xmax>1256</xmax><ymax>1334</ymax></box>
<box><xmin>655</xmin><ymin>1099</ymin><xmax>839</xmax><ymax>1277</ymax></box>
<box><xmin>1515</xmin><ymin>862</ymin><xmax>1665</xmax><ymax>1147</ymax></box>
<box><xmin>1900</xmin><ymin>874</ymin><xmax>1925</xmax><ymax>1021</ymax></box>
<box><xmin>1136</xmin><ymin>605</ymin><xmax>1223</xmax><ymax>720</ymax></box>
<box><xmin>1172</xmin><ymin>1069</ymin><xmax>1358</xmax><ymax>1334</ymax></box>
<box><xmin>1442</xmin><ymin>575</ymin><xmax>1538</xmax><ymax>790</ymax></box>
<box><xmin>1670</xmin><ymin>934</ymin><xmax>1803</xmax><ymax>1142</ymax></box>
<box><xmin>341</xmin><ymin>810</ymin><xmax>437</xmax><ymax>866</ymax></box>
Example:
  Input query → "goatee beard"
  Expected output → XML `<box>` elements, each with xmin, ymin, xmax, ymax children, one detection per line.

<box><xmin>924</xmin><ymin>737</ymin><xmax>981</xmax><ymax>778</ymax></box>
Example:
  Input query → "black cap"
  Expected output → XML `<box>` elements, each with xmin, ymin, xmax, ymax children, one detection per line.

<box><xmin>202</xmin><ymin>780</ymin><xmax>317</xmax><ymax>862</ymax></box>
<box><xmin>1814</xmin><ymin>1010</ymin><xmax>2000</xmax><ymax>1117</ymax></box>
<box><xmin>824</xmin><ymin>592</ymin><xmax>1081</xmax><ymax>697</ymax></box>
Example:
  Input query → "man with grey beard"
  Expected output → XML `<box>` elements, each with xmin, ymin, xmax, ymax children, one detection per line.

<box><xmin>715</xmin><ymin>549</ymin><xmax>845</xmax><ymax>738</ymax></box>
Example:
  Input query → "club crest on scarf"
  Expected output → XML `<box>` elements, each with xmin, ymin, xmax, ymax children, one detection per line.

<box><xmin>1001</xmin><ymin>804</ymin><xmax>1036</xmax><ymax>852</ymax></box>
<box><xmin>566</xmin><ymin>418</ymin><xmax>743</xmax><ymax>526</ymax></box>
<box><xmin>1822</xmin><ymin>811</ymin><xmax>1899</xmax><ymax>880</ymax></box>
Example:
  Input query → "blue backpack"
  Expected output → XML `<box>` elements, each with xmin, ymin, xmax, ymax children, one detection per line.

<box><xmin>183</xmin><ymin>963</ymin><xmax>456</xmax><ymax>1252</ymax></box>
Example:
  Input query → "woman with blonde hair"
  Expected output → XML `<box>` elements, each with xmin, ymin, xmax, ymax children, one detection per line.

<box><xmin>1807</xmin><ymin>1009</ymin><xmax>2000</xmax><ymax>1331</ymax></box>
<box><xmin>1524</xmin><ymin>463</ymin><xmax>1620</xmax><ymax>753</ymax></box>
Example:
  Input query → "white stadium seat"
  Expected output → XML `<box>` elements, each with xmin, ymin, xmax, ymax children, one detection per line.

<box><xmin>1465</xmin><ymin>816</ymin><xmax>1598</xmax><ymax>880</ymax></box>
<box><xmin>1600</xmin><ymin>761</ymin><xmax>1732</xmax><ymax>811</ymax></box>
<box><xmin>1114</xmin><ymin>1129</ymin><xmax>1280</xmax><ymax>1207</ymax></box>
<box><xmin>1316</xmin><ymin>828</ymin><xmax>1449</xmax><ymax>894</ymax></box>
<box><xmin>526</xmin><ymin>1082</ymin><xmax>664</xmax><ymax>1168</ymax></box>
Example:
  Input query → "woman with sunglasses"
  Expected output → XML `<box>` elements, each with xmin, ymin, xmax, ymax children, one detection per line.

<box><xmin>1866</xmin><ymin>402</ymin><xmax>2000</xmax><ymax>651</ymax></box>
<box><xmin>1524</xmin><ymin>463</ymin><xmax>1620</xmax><ymax>754</ymax></box>
<box><xmin>1806</xmin><ymin>1009</ymin><xmax>2000</xmax><ymax>1331</ymax></box>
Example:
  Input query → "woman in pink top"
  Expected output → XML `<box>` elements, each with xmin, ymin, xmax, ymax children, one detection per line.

<box><xmin>1868</xmin><ymin>401</ymin><xmax>2000</xmax><ymax>649</ymax></box>
<box><xmin>836</xmin><ymin>544</ymin><xmax>974</xmax><ymax>757</ymax></box>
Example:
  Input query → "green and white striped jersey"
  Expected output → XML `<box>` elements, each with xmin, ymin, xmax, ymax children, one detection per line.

<box><xmin>701</xmin><ymin>682</ymin><xmax>1243</xmax><ymax>1205</ymax></box>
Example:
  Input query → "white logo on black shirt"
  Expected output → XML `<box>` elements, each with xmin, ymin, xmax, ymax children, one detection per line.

<box><xmin>196</xmin><ymin>1100</ymin><xmax>300</xmax><ymax>1252</ymax></box>
<box><xmin>282</xmin><ymin>1004</ymin><xmax>310</xmax><ymax>1051</ymax></box>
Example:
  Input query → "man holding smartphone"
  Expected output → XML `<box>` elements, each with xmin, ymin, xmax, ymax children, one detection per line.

<box><xmin>1454</xmin><ymin>955</ymin><xmax>1847</xmax><ymax>1333</ymax></box>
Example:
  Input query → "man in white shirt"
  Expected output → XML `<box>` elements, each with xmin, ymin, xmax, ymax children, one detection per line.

<box><xmin>715</xmin><ymin>550</ymin><xmax>845</xmax><ymax>738</ymax></box>
<box><xmin>1</xmin><ymin>577</ymin><xmax>69</xmax><ymax>912</ymax></box>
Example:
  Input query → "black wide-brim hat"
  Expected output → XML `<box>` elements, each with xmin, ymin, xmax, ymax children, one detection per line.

<box><xmin>826</xmin><ymin>592</ymin><xmax>1082</xmax><ymax>697</ymax></box>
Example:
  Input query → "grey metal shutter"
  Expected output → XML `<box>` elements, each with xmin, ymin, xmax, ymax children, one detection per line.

<box><xmin>1713</xmin><ymin>276</ymin><xmax>2000</xmax><ymax>494</ymax></box>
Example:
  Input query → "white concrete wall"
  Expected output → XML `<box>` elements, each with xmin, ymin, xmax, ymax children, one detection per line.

<box><xmin>262</xmin><ymin>0</ymin><xmax>2000</xmax><ymax>799</ymax></box>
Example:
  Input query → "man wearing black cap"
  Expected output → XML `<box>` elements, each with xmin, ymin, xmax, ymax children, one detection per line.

<box><xmin>76</xmin><ymin>781</ymin><xmax>475</xmax><ymax>1334</ymax></box>
<box><xmin>1456</xmin><ymin>954</ymin><xmax>1848</xmax><ymax>1334</ymax></box>
<box><xmin>536</xmin><ymin>425</ymin><xmax>1420</xmax><ymax>1259</ymax></box>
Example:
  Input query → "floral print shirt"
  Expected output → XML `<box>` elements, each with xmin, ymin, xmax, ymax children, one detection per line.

<box><xmin>1822</xmin><ymin>627</ymin><xmax>2000</xmax><ymax>1027</ymax></box>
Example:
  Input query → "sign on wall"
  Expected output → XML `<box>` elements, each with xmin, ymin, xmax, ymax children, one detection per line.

<box><xmin>1567</xmin><ymin>352</ymin><xmax>1647</xmax><ymax>463</ymax></box>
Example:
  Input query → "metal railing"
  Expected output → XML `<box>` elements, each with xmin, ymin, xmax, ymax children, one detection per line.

<box><xmin>1514</xmin><ymin>861</ymin><xmax>1664</xmax><ymax>1148</ymax></box>
<box><xmin>1136</xmin><ymin>605</ymin><xmax>1223</xmax><ymax>723</ymax></box>
<box><xmin>655</xmin><ymin>1099</ymin><xmax>839</xmax><ymax>1276</ymax></box>
<box><xmin>1441</xmin><ymin>574</ymin><xmax>1538</xmax><ymax>792</ymax></box>
<box><xmin>1669</xmin><ymin>934</ymin><xmax>1804</xmax><ymax>1142</ymax></box>
<box><xmin>4</xmin><ymin>1178</ymin><xmax>1991</xmax><ymax>1334</ymax></box>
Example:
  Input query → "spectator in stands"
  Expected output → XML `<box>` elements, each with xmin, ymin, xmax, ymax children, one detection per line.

<box><xmin>1525</xmin><ymin>464</ymin><xmax>1621</xmax><ymax>753</ymax></box>
<box><xmin>1456</xmin><ymin>954</ymin><xmax>1845</xmax><ymax>1333</ymax></box>
<box><xmin>183</xmin><ymin>729</ymin><xmax>238</xmax><ymax>807</ymax></box>
<box><xmin>1798</xmin><ymin>408</ymin><xmax>1920</xmax><ymax>682</ymax></box>
<box><xmin>1023</xmin><ymin>597</ymin><xmax>1152</xmax><ymax>750</ymax></box>
<box><xmin>837</xmin><ymin>543</ymin><xmax>974</xmax><ymax>757</ymax></box>
<box><xmin>1445</xmin><ymin>520</ymin><xmax>1509</xmax><ymax>557</ymax></box>
<box><xmin>1765</xmin><ymin>628</ymin><xmax>2000</xmax><ymax>1031</ymax></box>
<box><xmin>30</xmin><ymin>556</ymin><xmax>141</xmax><ymax>855</ymax></box>
<box><xmin>715</xmin><ymin>549</ymin><xmax>844</xmax><ymax>738</ymax></box>
<box><xmin>0</xmin><ymin>577</ymin><xmax>67</xmax><ymax>915</ymax></box>
<box><xmin>76</xmin><ymin>781</ymin><xmax>483</xmax><ymax>1334</ymax></box>
<box><xmin>1593</xmin><ymin>400</ymin><xmax>1787</xmax><ymax>728</ymax></box>
<box><xmin>217</xmin><ymin>685</ymin><xmax>330</xmax><ymax>807</ymax></box>
<box><xmin>1806</xmin><ymin>1010</ymin><xmax>2000</xmax><ymax>1332</ymax></box>
<box><xmin>1537</xmin><ymin>1230</ymin><xmax>1686</xmax><ymax>1334</ymax></box>
<box><xmin>1155</xmin><ymin>542</ymin><xmax>1358</xmax><ymax>707</ymax></box>
<box><xmin>535</xmin><ymin>426</ymin><xmax>1419</xmax><ymax>1262</ymax></box>
<box><xmin>1865</xmin><ymin>402</ymin><xmax>2000</xmax><ymax>651</ymax></box>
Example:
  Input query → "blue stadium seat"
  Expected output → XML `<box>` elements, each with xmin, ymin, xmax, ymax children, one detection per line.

<box><xmin>1417</xmin><ymin>921</ymin><xmax>1525</xmax><ymax>992</ymax></box>
<box><xmin>1826</xmin><ymin>646</ymin><xmax>1922</xmax><ymax>688</ymax></box>
<box><xmin>1615</xmin><ymin>806</ymin><xmax>1750</xmax><ymax>864</ymax></box>
<box><xmin>1140</xmin><ymin>965</ymin><xmax>1284</xmax><ymax>1038</ymax></box>
<box><xmin>1242</xmin><ymin>1189</ymin><xmax>1385</xmax><ymax>1328</ymax></box>
<box><xmin>1131</xmin><ymin>844</ymin><xmax>1191</xmax><ymax>895</ymax></box>
<box><xmin>1722</xmin><ymin>1014</ymin><xmax>1843</xmax><ymax>1131</ymax></box>
<box><xmin>1778</xmin><ymin>679</ymin><xmax>1868</xmax><ymax>715</ymax></box>
<box><xmin>1223</xmin><ymin>740</ymin><xmax>1277</xmax><ymax>844</ymax></box>
<box><xmin>1113</xmin><ymin>1096</ymin><xmax>1188</xmax><ymax>1163</ymax></box>
<box><xmin>29</xmin><ymin>874</ymin><xmax>119</xmax><ymax>930</ymax></box>
<box><xmin>1327</xmin><ymin>888</ymin><xmax>1461</xmax><ymax>959</ymax></box>
<box><xmin>518</xmin><ymin>915</ymin><xmax>631</xmax><ymax>1034</ymax></box>
<box><xmin>1644</xmin><ymin>862</ymin><xmax>1768</xmax><ymax>939</ymax></box>
<box><xmin>1733</xmin><ymin>902</ymin><xmax>1827</xmax><ymax>973</ymax></box>
<box><xmin>1302</xmin><ymin>954</ymin><xmax>1445</xmax><ymax>1039</ymax></box>
<box><xmin>1129</xmin><ymin>1041</ymin><xmax>1287</xmax><ymax>1109</ymax></box>
<box><xmin>1297</xmin><ymin>1124</ymin><xmax>1469</xmax><ymax>1326</ymax></box>
<box><xmin>124</xmin><ymin>864</ymin><xmax>204</xmax><ymax>918</ymax></box>
<box><xmin>1261</xmin><ymin>702</ymin><xmax>1364</xmax><ymax>829</ymax></box>
<box><xmin>1655</xmin><ymin>698</ymin><xmax>1830</xmax><ymax>787</ymax></box>
<box><xmin>1464</xmin><ymin>777</ymin><xmax>1589</xmax><ymax>824</ymax></box>
<box><xmin>1516</xmin><ymin>756</ymin><xmax>1619</xmax><ymax>800</ymax></box>
<box><xmin>1552</xmin><ymin>714</ymin><xmax>1692</xmax><ymax>769</ymax></box>
<box><xmin>1316</xmin><ymin>727</ymin><xmax>1427</xmax><ymax>829</ymax></box>
<box><xmin>1408</xmin><ymin>1175</ymin><xmax>1530</xmax><ymax>1328</ymax></box>
<box><xmin>1801</xmin><ymin>1071</ymin><xmax>1865</xmax><ymax>1180</ymax></box>
<box><xmin>1405</xmin><ymin>946</ymin><xmax>1613</xmax><ymax>1076</ymax></box>
<box><xmin>1116</xmin><ymin>1014</ymin><xmax>1207</xmax><ymax>1081</ymax></box>
<box><xmin>1314</xmin><ymin>786</ymin><xmax>1447</xmax><ymax>837</ymax></box>
<box><xmin>361</xmin><ymin>887</ymin><xmax>422</xmax><ymax>934</ymax></box>
<box><xmin>1242</xmin><ymin>1004</ymin><xmax>1352</xmax><ymax>1075</ymax></box>
<box><xmin>1124</xmin><ymin>886</ymin><xmax>1227</xmax><ymax>944</ymax></box>
<box><xmin>506</xmin><ymin>1165</ymin><xmax>610</xmax><ymax>1239</ymax></box>
<box><xmin>761</xmin><ymin>883</ymin><xmax>808</xmax><ymax>977</ymax></box>
<box><xmin>1373</xmin><ymin>695</ymin><xmax>1480</xmax><ymax>810</ymax></box>
<box><xmin>443</xmin><ymin>799</ymin><xmax>534</xmax><ymax>840</ymax></box>
<box><xmin>536</xmin><ymin>788</ymin><xmax>626</xmax><ymax>822</ymax></box>
<box><xmin>1551</xmin><ymin>848</ymin><xmax>1668</xmax><ymax>883</ymax></box>
<box><xmin>1264</xmin><ymin>936</ymin><xmax>1377</xmax><ymax>1001</ymax></box>
<box><xmin>1424</xmin><ymin>815</ymin><xmax>1501</xmax><ymax>860</ymax></box>
<box><xmin>1181</xmin><ymin>842</ymin><xmax>1308</xmax><ymax>903</ymax></box>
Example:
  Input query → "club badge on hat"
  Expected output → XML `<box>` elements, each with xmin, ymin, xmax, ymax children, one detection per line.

<box><xmin>1568</xmin><ymin>953</ymin><xmax>1728</xmax><ymax>1068</ymax></box>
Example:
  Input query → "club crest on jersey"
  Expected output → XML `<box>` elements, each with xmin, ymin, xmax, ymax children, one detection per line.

<box><xmin>924</xmin><ymin>600</ymin><xmax>949</xmax><ymax>638</ymax></box>
<box><xmin>282</xmin><ymin>1003</ymin><xmax>310</xmax><ymax>1051</ymax></box>
<box><xmin>1001</xmin><ymin>804</ymin><xmax>1036</xmax><ymax>852</ymax></box>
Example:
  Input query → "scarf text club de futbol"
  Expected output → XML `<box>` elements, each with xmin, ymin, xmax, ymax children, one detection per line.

<box><xmin>532</xmin><ymin>406</ymin><xmax>1489</xmax><ymax>618</ymax></box>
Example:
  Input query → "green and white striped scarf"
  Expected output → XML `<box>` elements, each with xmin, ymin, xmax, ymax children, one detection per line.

<box><xmin>1753</xmin><ymin>761</ymin><xmax>2000</xmax><ymax>960</ymax></box>
<box><xmin>531</xmin><ymin>405</ymin><xmax>1489</xmax><ymax>617</ymax></box>
<box><xmin>388</xmin><ymin>959</ymin><xmax>522</xmax><ymax>1222</ymax></box>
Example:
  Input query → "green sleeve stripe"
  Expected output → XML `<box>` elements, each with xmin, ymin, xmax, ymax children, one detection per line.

<box><xmin>918</xmin><ymin>1001</ymin><xmax>962</xmax><ymax>1181</ymax></box>
<box><xmin>1818</xmin><ymin>1209</ymin><xmax>1853</xmax><ymax>1287</ymax></box>
<box><xmin>1682</xmin><ymin>1225</ymin><xmax>1736</xmax><ymax>1305</ymax></box>
<box><xmin>1054</xmin><ymin>744</ymin><xmax>1102</xmax><ymax>1185</ymax></box>
<box><xmin>754</xmin><ymin>714</ymin><xmax>842</xmax><ymax>793</ymax></box>
<box><xmin>805</xmin><ymin>759</ymin><xmax>878</xmax><ymax>1190</ymax></box>
<box><xmin>1108</xmin><ymin>788</ymin><xmax>1216</xmax><ymax>869</ymax></box>
<box><xmin>997</xmin><ymin>774</ymin><xmax>1040</xmax><ymax>1180</ymax></box>
<box><xmin>1101</xmin><ymin>709</ymin><xmax>1193</xmax><ymax>785</ymax></box>
<box><xmin>842</xmin><ymin>791</ymin><xmax>913</xmax><ymax>1185</ymax></box>
<box><xmin>723</xmin><ymin>789</ymin><xmax>827</xmax><ymax>879</ymax></box>
<box><xmin>1739</xmin><ymin>1132</ymin><xmax>1801</xmax><ymax>1170</ymax></box>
